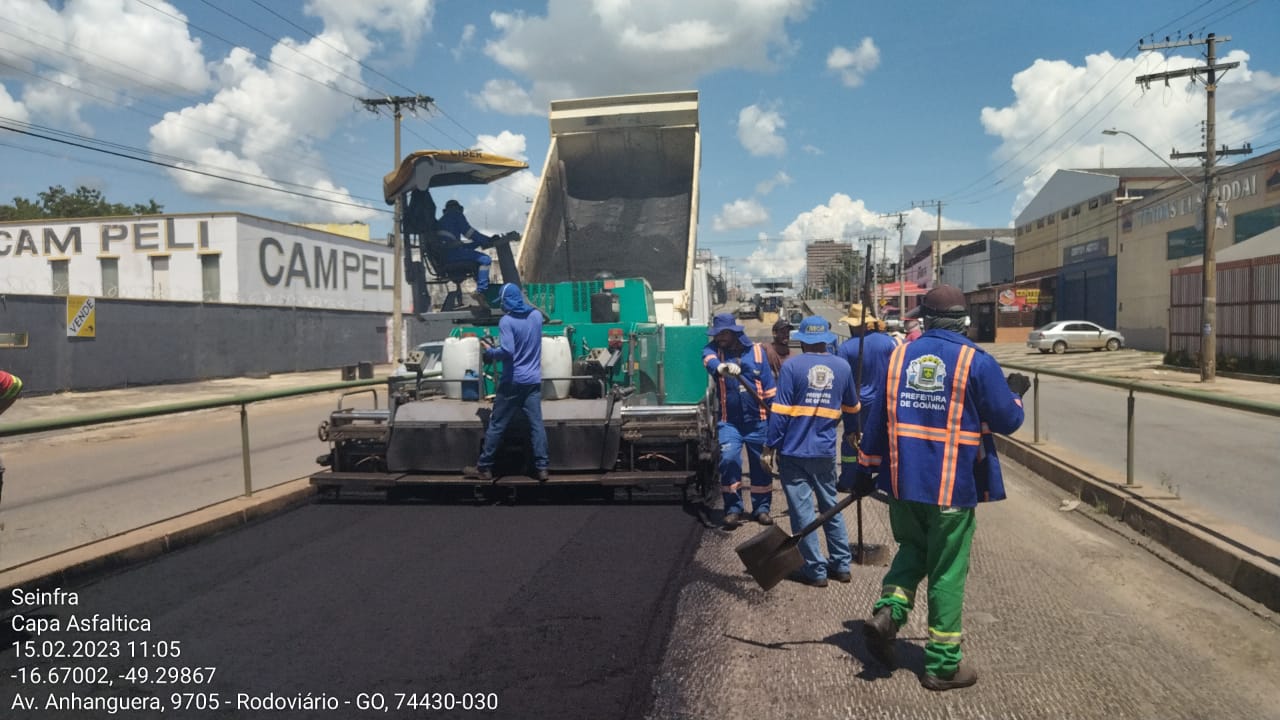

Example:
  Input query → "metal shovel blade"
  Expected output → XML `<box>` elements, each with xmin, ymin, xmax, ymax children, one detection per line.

<box><xmin>735</xmin><ymin>525</ymin><xmax>804</xmax><ymax>591</ymax></box>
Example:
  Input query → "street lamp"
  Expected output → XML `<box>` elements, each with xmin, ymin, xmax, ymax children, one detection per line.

<box><xmin>1101</xmin><ymin>129</ymin><xmax>1198</xmax><ymax>189</ymax></box>
<box><xmin>1102</xmin><ymin>128</ymin><xmax>1215</xmax><ymax>381</ymax></box>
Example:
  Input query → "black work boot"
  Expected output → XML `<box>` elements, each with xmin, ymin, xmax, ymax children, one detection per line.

<box><xmin>921</xmin><ymin>663</ymin><xmax>978</xmax><ymax>691</ymax></box>
<box><xmin>862</xmin><ymin>607</ymin><xmax>898</xmax><ymax>669</ymax></box>
<box><xmin>536</xmin><ymin>468</ymin><xmax>550</xmax><ymax>482</ymax></box>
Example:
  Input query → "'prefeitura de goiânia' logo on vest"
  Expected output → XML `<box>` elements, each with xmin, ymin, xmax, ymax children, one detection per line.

<box><xmin>807</xmin><ymin>364</ymin><xmax>835</xmax><ymax>390</ymax></box>
<box><xmin>906</xmin><ymin>354</ymin><xmax>947</xmax><ymax>392</ymax></box>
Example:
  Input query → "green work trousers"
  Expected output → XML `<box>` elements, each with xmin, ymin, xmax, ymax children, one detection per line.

<box><xmin>873</xmin><ymin>498</ymin><xmax>976</xmax><ymax>677</ymax></box>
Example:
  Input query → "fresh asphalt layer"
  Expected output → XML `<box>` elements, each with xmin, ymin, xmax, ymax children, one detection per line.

<box><xmin>0</xmin><ymin>499</ymin><xmax>704</xmax><ymax>720</ymax></box>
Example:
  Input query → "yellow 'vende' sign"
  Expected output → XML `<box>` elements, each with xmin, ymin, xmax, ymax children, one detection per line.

<box><xmin>67</xmin><ymin>295</ymin><xmax>96</xmax><ymax>338</ymax></box>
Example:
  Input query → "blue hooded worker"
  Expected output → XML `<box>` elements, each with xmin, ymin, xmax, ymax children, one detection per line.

<box><xmin>846</xmin><ymin>284</ymin><xmax>1029</xmax><ymax>692</ymax></box>
<box><xmin>702</xmin><ymin>312</ymin><xmax>777</xmax><ymax>528</ymax></box>
<box><xmin>437</xmin><ymin>199</ymin><xmax>494</xmax><ymax>304</ymax></box>
<box><xmin>467</xmin><ymin>284</ymin><xmax>550</xmax><ymax>481</ymax></box>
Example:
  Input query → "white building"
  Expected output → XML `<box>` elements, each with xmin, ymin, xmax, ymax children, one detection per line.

<box><xmin>0</xmin><ymin>212</ymin><xmax>406</xmax><ymax>312</ymax></box>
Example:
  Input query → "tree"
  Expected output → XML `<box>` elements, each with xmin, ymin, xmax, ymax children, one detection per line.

<box><xmin>822</xmin><ymin>250</ymin><xmax>864</xmax><ymax>305</ymax></box>
<box><xmin>0</xmin><ymin>185</ymin><xmax>163</xmax><ymax>221</ymax></box>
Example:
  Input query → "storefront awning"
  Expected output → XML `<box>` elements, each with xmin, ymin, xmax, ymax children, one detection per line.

<box><xmin>878</xmin><ymin>280</ymin><xmax>927</xmax><ymax>296</ymax></box>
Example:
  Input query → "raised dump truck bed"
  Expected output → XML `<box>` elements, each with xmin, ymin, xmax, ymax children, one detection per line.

<box><xmin>517</xmin><ymin>91</ymin><xmax>703</xmax><ymax>325</ymax></box>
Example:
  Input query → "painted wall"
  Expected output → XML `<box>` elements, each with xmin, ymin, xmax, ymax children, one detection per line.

<box><xmin>0</xmin><ymin>295</ymin><xmax>431</xmax><ymax>395</ymax></box>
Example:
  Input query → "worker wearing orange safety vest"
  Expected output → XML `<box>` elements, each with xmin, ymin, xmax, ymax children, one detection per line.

<box><xmin>703</xmin><ymin>312</ymin><xmax>777</xmax><ymax>529</ymax></box>
<box><xmin>845</xmin><ymin>285</ymin><xmax>1029</xmax><ymax>692</ymax></box>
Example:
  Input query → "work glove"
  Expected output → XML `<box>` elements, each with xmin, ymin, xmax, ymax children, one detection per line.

<box><xmin>844</xmin><ymin>431</ymin><xmax>860</xmax><ymax>449</ymax></box>
<box><xmin>1005</xmin><ymin>372</ymin><xmax>1031</xmax><ymax>398</ymax></box>
<box><xmin>837</xmin><ymin>463</ymin><xmax>878</xmax><ymax>498</ymax></box>
<box><xmin>717</xmin><ymin>362</ymin><xmax>742</xmax><ymax>377</ymax></box>
<box><xmin>760</xmin><ymin>447</ymin><xmax>778</xmax><ymax>477</ymax></box>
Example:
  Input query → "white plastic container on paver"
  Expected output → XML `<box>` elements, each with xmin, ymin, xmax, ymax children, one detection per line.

<box><xmin>442</xmin><ymin>336</ymin><xmax>481</xmax><ymax>400</ymax></box>
<box><xmin>541</xmin><ymin>336</ymin><xmax>572</xmax><ymax>400</ymax></box>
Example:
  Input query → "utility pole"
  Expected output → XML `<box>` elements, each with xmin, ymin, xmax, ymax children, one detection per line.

<box><xmin>360</xmin><ymin>94</ymin><xmax>433</xmax><ymax>365</ymax></box>
<box><xmin>913</xmin><ymin>200</ymin><xmax>943</xmax><ymax>287</ymax></box>
<box><xmin>880</xmin><ymin>212</ymin><xmax>908</xmax><ymax>320</ymax></box>
<box><xmin>860</xmin><ymin>235</ymin><xmax>887</xmax><ymax>311</ymax></box>
<box><xmin>1137</xmin><ymin>33</ymin><xmax>1250</xmax><ymax>381</ymax></box>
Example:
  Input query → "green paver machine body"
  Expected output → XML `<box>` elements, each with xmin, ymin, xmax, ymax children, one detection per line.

<box><xmin>313</xmin><ymin>277</ymin><xmax>718</xmax><ymax>497</ymax></box>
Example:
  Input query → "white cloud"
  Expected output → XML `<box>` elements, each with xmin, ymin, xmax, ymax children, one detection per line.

<box><xmin>801</xmin><ymin>143</ymin><xmax>823</xmax><ymax>155</ymax></box>
<box><xmin>738</xmin><ymin>104</ymin><xmax>786</xmax><ymax>157</ymax></box>
<box><xmin>714</xmin><ymin>198</ymin><xmax>769</xmax><ymax>231</ymax></box>
<box><xmin>147</xmin><ymin>1</ymin><xmax>438</xmax><ymax>221</ymax></box>
<box><xmin>451</xmin><ymin>24</ymin><xmax>477</xmax><ymax>60</ymax></box>
<box><xmin>827</xmin><ymin>37</ymin><xmax>879</xmax><ymax>88</ymax></box>
<box><xmin>475</xmin><ymin>130</ymin><xmax>527</xmax><ymax>161</ymax></box>
<box><xmin>0</xmin><ymin>83</ymin><xmax>29</xmax><ymax>123</ymax></box>
<box><xmin>0</xmin><ymin>0</ymin><xmax>211</xmax><ymax>129</ymax></box>
<box><xmin>980</xmin><ymin>49</ymin><xmax>1279</xmax><ymax>219</ymax></box>
<box><xmin>303</xmin><ymin>0</ymin><xmax>434</xmax><ymax>53</ymax></box>
<box><xmin>467</xmin><ymin>170</ymin><xmax>541</xmax><ymax>236</ymax></box>
<box><xmin>755</xmin><ymin>170</ymin><xmax>793</xmax><ymax>195</ymax></box>
<box><xmin>471</xmin><ymin>78</ymin><xmax>541</xmax><ymax>116</ymax></box>
<box><xmin>477</xmin><ymin>0</ymin><xmax>813</xmax><ymax>113</ymax></box>
<box><xmin>743</xmin><ymin>196</ymin><xmax>941</xmax><ymax>283</ymax></box>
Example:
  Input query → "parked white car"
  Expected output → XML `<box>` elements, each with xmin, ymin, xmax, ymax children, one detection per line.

<box><xmin>1026</xmin><ymin>321</ymin><xmax>1124</xmax><ymax>354</ymax></box>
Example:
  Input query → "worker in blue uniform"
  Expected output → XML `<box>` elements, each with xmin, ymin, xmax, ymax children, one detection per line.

<box><xmin>845</xmin><ymin>284</ymin><xmax>1029</xmax><ymax>691</ymax></box>
<box><xmin>467</xmin><ymin>284</ymin><xmax>550</xmax><ymax>482</ymax></box>
<box><xmin>703</xmin><ymin>312</ymin><xmax>777</xmax><ymax>528</ymax></box>
<box><xmin>437</xmin><ymin>199</ymin><xmax>493</xmax><ymax>304</ymax></box>
<box><xmin>836</xmin><ymin>304</ymin><xmax>901</xmax><ymax>463</ymax></box>
<box><xmin>763</xmin><ymin>316</ymin><xmax>861</xmax><ymax>587</ymax></box>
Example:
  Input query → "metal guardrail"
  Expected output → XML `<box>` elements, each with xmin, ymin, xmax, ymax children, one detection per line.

<box><xmin>1003</xmin><ymin>360</ymin><xmax>1280</xmax><ymax>485</ymax></box>
<box><xmin>0</xmin><ymin>377</ymin><xmax>383</xmax><ymax>496</ymax></box>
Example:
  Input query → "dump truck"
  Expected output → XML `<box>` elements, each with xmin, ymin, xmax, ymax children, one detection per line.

<box><xmin>517</xmin><ymin>91</ymin><xmax>708</xmax><ymax>326</ymax></box>
<box><xmin>310</xmin><ymin>91</ymin><xmax>718</xmax><ymax>500</ymax></box>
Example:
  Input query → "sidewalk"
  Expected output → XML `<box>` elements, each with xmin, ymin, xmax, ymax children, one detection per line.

<box><xmin>1</xmin><ymin>364</ymin><xmax>393</xmax><ymax>428</ymax></box>
<box><xmin>649</xmin><ymin>460</ymin><xmax>1280</xmax><ymax>719</ymax></box>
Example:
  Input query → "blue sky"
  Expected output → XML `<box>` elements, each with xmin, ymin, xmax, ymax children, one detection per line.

<box><xmin>1</xmin><ymin>0</ymin><xmax>1278</xmax><ymax>284</ymax></box>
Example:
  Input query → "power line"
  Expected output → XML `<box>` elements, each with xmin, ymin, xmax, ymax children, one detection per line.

<box><xmin>0</xmin><ymin>120</ymin><xmax>389</xmax><ymax>214</ymax></box>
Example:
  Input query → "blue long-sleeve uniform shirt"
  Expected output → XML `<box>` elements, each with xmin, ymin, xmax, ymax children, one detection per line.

<box><xmin>836</xmin><ymin>330</ymin><xmax>901</xmax><ymax>409</ymax></box>
<box><xmin>437</xmin><ymin>209</ymin><xmax>492</xmax><ymax>261</ymax></box>
<box><xmin>702</xmin><ymin>335</ymin><xmax>775</xmax><ymax>425</ymax></box>
<box><xmin>766</xmin><ymin>352</ymin><xmax>860</xmax><ymax>458</ymax></box>
<box><xmin>858</xmin><ymin>329</ymin><xmax>1024</xmax><ymax>508</ymax></box>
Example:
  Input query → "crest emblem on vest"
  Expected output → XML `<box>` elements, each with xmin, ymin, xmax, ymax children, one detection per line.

<box><xmin>807</xmin><ymin>364</ymin><xmax>835</xmax><ymax>390</ymax></box>
<box><xmin>907</xmin><ymin>354</ymin><xmax>947</xmax><ymax>392</ymax></box>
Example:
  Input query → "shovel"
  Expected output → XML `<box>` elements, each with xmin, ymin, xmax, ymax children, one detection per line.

<box><xmin>735</xmin><ymin>492</ymin><xmax>858</xmax><ymax>590</ymax></box>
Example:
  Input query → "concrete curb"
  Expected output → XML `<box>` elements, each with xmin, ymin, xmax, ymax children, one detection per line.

<box><xmin>996</xmin><ymin>436</ymin><xmax>1280</xmax><ymax>613</ymax></box>
<box><xmin>0</xmin><ymin>480</ymin><xmax>316</xmax><ymax>594</ymax></box>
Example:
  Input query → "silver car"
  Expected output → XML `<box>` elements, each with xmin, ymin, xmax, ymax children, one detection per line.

<box><xmin>1026</xmin><ymin>321</ymin><xmax>1124</xmax><ymax>354</ymax></box>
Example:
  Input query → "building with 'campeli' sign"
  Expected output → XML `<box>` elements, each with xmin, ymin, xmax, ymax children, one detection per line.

<box><xmin>0</xmin><ymin>212</ymin><xmax>415</xmax><ymax>394</ymax></box>
<box><xmin>0</xmin><ymin>212</ymin><xmax>402</xmax><ymax>312</ymax></box>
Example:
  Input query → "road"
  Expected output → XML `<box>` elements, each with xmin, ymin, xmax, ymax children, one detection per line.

<box><xmin>1013</xmin><ymin>372</ymin><xmax>1280</xmax><ymax>543</ymax></box>
<box><xmin>0</xmin><ymin>500</ymin><xmax>702</xmax><ymax>720</ymax></box>
<box><xmin>0</xmin><ymin>393</ymin><xmax>349</xmax><ymax>569</ymax></box>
